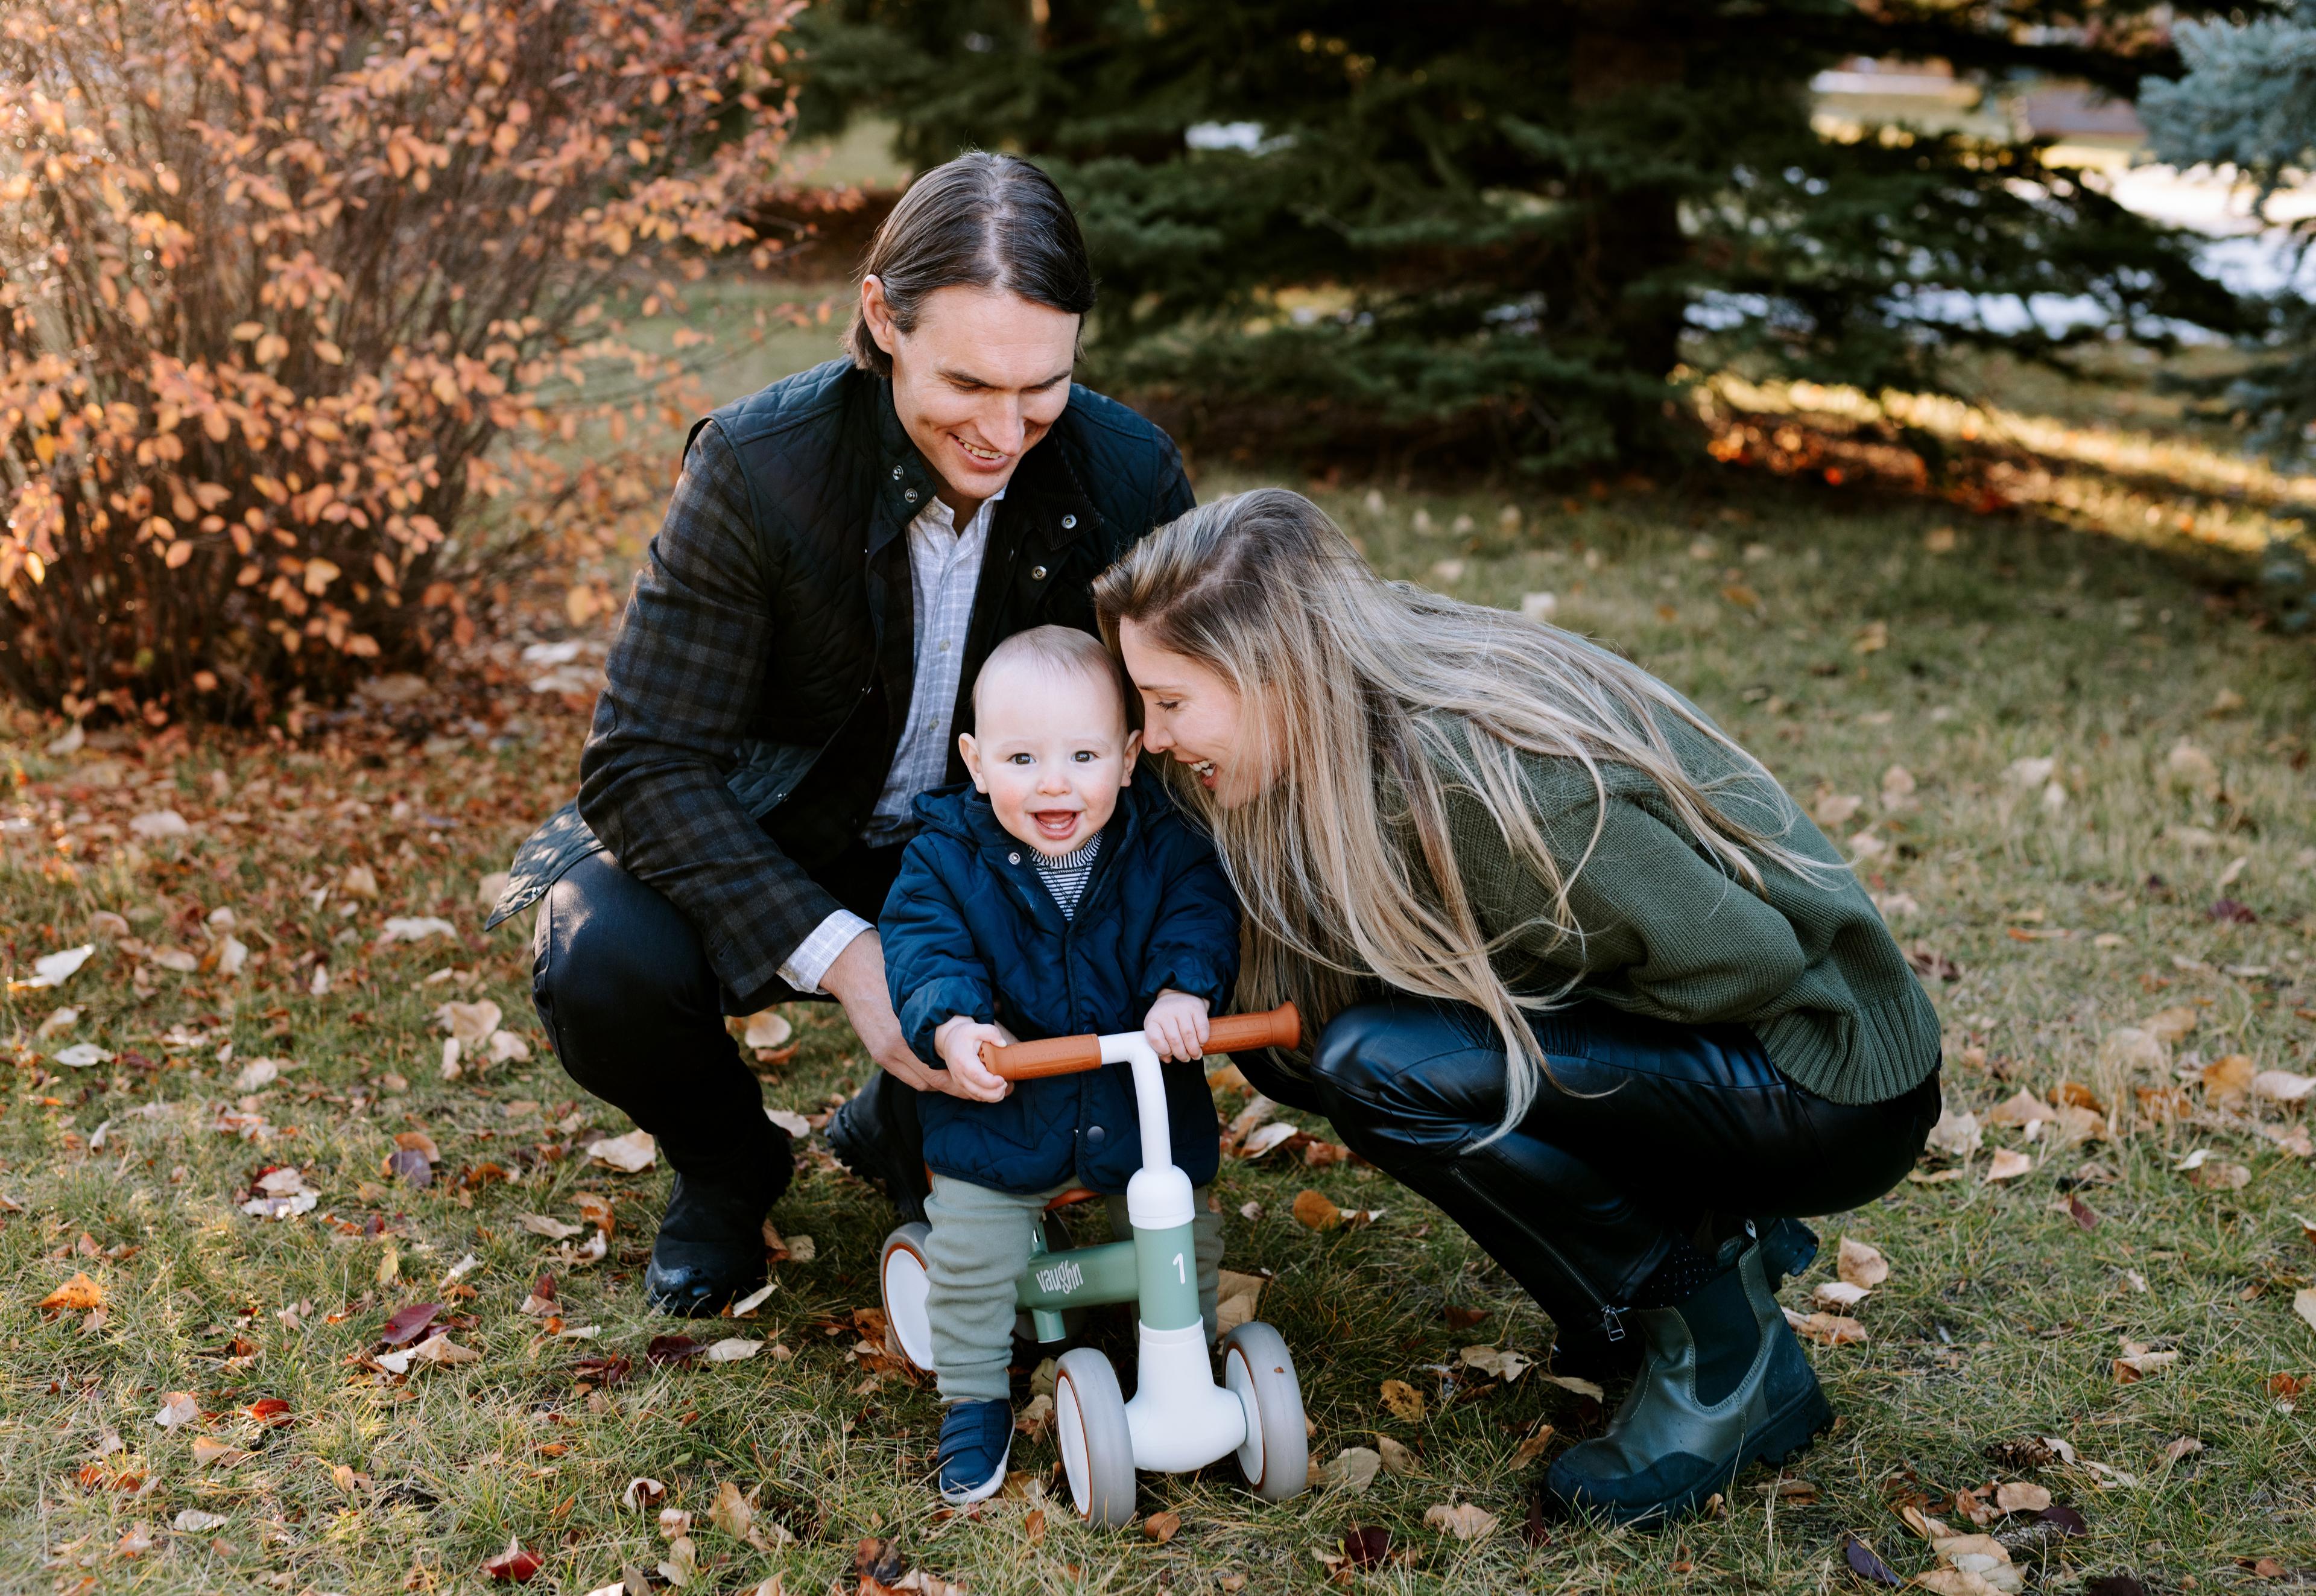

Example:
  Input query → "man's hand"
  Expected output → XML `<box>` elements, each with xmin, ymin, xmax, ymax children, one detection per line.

<box><xmin>818</xmin><ymin>931</ymin><xmax>940</xmax><ymax>1092</ymax></box>
<box><xmin>1143</xmin><ymin>987</ymin><xmax>1211</xmax><ymax>1062</ymax></box>
<box><xmin>931</xmin><ymin>1016</ymin><xmax>1014</xmax><ymax>1103</ymax></box>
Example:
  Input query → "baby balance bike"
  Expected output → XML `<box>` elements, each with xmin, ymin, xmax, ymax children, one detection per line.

<box><xmin>879</xmin><ymin>1003</ymin><xmax>1311</xmax><ymax>1525</ymax></box>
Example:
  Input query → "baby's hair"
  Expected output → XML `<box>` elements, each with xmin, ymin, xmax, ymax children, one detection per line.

<box><xmin>972</xmin><ymin>624</ymin><xmax>1129</xmax><ymax>721</ymax></box>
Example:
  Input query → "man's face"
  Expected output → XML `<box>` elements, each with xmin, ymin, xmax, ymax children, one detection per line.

<box><xmin>863</xmin><ymin>282</ymin><xmax>1078</xmax><ymax>512</ymax></box>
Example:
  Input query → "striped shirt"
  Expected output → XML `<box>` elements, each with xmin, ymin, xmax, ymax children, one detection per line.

<box><xmin>775</xmin><ymin>487</ymin><xmax>1003</xmax><ymax>995</ymax></box>
<box><xmin>1034</xmin><ymin>834</ymin><xmax>1102</xmax><ymax>920</ymax></box>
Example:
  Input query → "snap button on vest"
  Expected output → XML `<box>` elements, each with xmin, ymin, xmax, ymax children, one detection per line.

<box><xmin>1030</xmin><ymin>565</ymin><xmax>1047</xmax><ymax>581</ymax></box>
<box><xmin>905</xmin><ymin>489</ymin><xmax>918</xmax><ymax>502</ymax></box>
<box><xmin>1086</xmin><ymin>1124</ymin><xmax>1106</xmax><ymax>1144</ymax></box>
<box><xmin>1061</xmin><ymin>514</ymin><xmax>1077</xmax><ymax>529</ymax></box>
<box><xmin>891</xmin><ymin>466</ymin><xmax>903</xmax><ymax>479</ymax></box>
<box><xmin>1007</xmin><ymin>851</ymin><xmax>1020</xmax><ymax>864</ymax></box>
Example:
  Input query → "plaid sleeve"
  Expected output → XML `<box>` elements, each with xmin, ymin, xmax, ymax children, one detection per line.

<box><xmin>576</xmin><ymin>421</ymin><xmax>844</xmax><ymax>1007</ymax></box>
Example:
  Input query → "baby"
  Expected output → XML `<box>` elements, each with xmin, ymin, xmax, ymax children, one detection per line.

<box><xmin>880</xmin><ymin>624</ymin><xmax>1240</xmax><ymax>1504</ymax></box>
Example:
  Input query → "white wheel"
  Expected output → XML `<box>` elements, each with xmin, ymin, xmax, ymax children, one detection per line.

<box><xmin>1052</xmin><ymin>1347</ymin><xmax>1136</xmax><ymax>1527</ymax></box>
<box><xmin>879</xmin><ymin>1223</ymin><xmax>935</xmax><ymax>1372</ymax></box>
<box><xmin>1222</xmin><ymin>1321</ymin><xmax>1308</xmax><ymax>1501</ymax></box>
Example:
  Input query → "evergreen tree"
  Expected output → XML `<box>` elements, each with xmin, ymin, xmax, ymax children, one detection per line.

<box><xmin>798</xmin><ymin>2</ymin><xmax>2245</xmax><ymax>471</ymax></box>
<box><xmin>2139</xmin><ymin>2</ymin><xmax>2316</xmax><ymax>470</ymax></box>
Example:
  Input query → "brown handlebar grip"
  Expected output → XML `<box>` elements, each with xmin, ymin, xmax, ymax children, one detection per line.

<box><xmin>1204</xmin><ymin>1001</ymin><xmax>1301</xmax><ymax>1056</ymax></box>
<box><xmin>981</xmin><ymin>1033</ymin><xmax>1103</xmax><ymax>1081</ymax></box>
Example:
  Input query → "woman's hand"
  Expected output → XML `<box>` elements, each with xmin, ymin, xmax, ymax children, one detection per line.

<box><xmin>932</xmin><ymin>1015</ymin><xmax>1015</xmax><ymax>1103</ymax></box>
<box><xmin>1143</xmin><ymin>988</ymin><xmax>1211</xmax><ymax>1062</ymax></box>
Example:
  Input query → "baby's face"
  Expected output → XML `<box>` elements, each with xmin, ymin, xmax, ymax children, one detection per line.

<box><xmin>960</xmin><ymin>662</ymin><xmax>1139</xmax><ymax>857</ymax></box>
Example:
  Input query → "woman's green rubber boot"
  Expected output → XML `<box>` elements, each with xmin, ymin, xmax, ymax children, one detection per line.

<box><xmin>1544</xmin><ymin>1233</ymin><xmax>1830</xmax><ymax>1525</ymax></box>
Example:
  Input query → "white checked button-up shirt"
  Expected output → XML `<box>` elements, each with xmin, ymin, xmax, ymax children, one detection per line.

<box><xmin>774</xmin><ymin>487</ymin><xmax>1004</xmax><ymax>995</ymax></box>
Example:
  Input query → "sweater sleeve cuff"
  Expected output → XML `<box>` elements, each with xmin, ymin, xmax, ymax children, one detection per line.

<box><xmin>899</xmin><ymin>977</ymin><xmax>994</xmax><ymax>1067</ymax></box>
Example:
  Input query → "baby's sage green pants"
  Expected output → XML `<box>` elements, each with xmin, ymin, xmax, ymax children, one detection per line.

<box><xmin>925</xmin><ymin>1172</ymin><xmax>1225</xmax><ymax>1404</ymax></box>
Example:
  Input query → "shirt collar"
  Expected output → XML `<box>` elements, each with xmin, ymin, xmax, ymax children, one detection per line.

<box><xmin>913</xmin><ymin>484</ymin><xmax>1007</xmax><ymax>539</ymax></box>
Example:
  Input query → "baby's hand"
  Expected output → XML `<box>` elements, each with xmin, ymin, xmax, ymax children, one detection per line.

<box><xmin>1143</xmin><ymin>989</ymin><xmax>1210</xmax><ymax>1063</ymax></box>
<box><xmin>933</xmin><ymin>1016</ymin><xmax>1014</xmax><ymax>1103</ymax></box>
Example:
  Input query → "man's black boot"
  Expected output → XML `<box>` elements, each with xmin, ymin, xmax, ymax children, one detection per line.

<box><xmin>644</xmin><ymin>1164</ymin><xmax>786</xmax><ymax>1318</ymax></box>
<box><xmin>826</xmin><ymin>1071</ymin><xmax>930</xmax><ymax>1226</ymax></box>
<box><xmin>1544</xmin><ymin>1234</ymin><xmax>1831</xmax><ymax>1526</ymax></box>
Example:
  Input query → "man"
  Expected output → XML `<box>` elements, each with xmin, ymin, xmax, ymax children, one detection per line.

<box><xmin>490</xmin><ymin>153</ymin><xmax>1194</xmax><ymax>1314</ymax></box>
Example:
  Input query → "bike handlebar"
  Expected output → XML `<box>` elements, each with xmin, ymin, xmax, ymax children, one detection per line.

<box><xmin>979</xmin><ymin>1002</ymin><xmax>1301</xmax><ymax>1081</ymax></box>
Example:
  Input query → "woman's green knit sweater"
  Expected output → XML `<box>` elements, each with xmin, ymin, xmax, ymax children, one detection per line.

<box><xmin>1412</xmin><ymin>709</ymin><xmax>1943</xmax><ymax>1108</ymax></box>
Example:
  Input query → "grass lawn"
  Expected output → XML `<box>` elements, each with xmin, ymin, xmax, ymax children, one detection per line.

<box><xmin>1</xmin><ymin>459</ymin><xmax>2312</xmax><ymax>1595</ymax></box>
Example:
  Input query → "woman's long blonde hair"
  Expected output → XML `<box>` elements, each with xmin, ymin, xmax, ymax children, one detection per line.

<box><xmin>1093</xmin><ymin>489</ymin><xmax>1833</xmax><ymax>1138</ymax></box>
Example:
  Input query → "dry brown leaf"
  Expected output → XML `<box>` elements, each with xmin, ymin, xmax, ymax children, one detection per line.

<box><xmin>2145</xmin><ymin>1005</ymin><xmax>2201</xmax><ymax>1044</ymax></box>
<box><xmin>1984</xmin><ymin>1148</ymin><xmax>2034</xmax><ymax>1183</ymax></box>
<box><xmin>1376</xmin><ymin>1436</ymin><xmax>1418</xmax><ymax>1476</ymax></box>
<box><xmin>1992</xmin><ymin>1481</ymin><xmax>2050</xmax><ymax>1513</ymax></box>
<box><xmin>1379</xmin><ymin>1378</ymin><xmax>1425</xmax><ymax>1423</ymax></box>
<box><xmin>1422</xmin><ymin>1502</ymin><xmax>1499</xmax><ymax>1540</ymax></box>
<box><xmin>2203</xmin><ymin>1054</ymin><xmax>2256</xmax><ymax>1103</ymax></box>
<box><xmin>1984</xmin><ymin>1090</ymin><xmax>2053</xmax><ymax>1129</ymax></box>
<box><xmin>2253</xmin><ymin>1070</ymin><xmax>2316</xmax><ymax>1104</ymax></box>
<box><xmin>1144</xmin><ymin>1510</ymin><xmax>1180</xmax><ymax>1544</ymax></box>
<box><xmin>575</xmin><ymin>1193</ymin><xmax>616</xmax><ymax>1235</ymax></box>
<box><xmin>707</xmin><ymin>1481</ymin><xmax>752</xmax><ymax>1541</ymax></box>
<box><xmin>1508</xmin><ymin>1425</ymin><xmax>1554</xmax><ymax>1469</ymax></box>
<box><xmin>153</xmin><ymin>1391</ymin><xmax>197</xmax><ymax>1429</ymax></box>
<box><xmin>2292</xmin><ymin>1287</ymin><xmax>2316</xmax><ymax>1335</ymax></box>
<box><xmin>2163</xmin><ymin>1436</ymin><xmax>2204</xmax><ymax>1463</ymax></box>
<box><xmin>1838</xmin><ymin>1237</ymin><xmax>1890</xmax><ymax>1288</ymax></box>
<box><xmin>1318</xmin><ymin>1448</ymin><xmax>1382</xmax><ymax>1494</ymax></box>
<box><xmin>1292</xmin><ymin>1189</ymin><xmax>1343</xmax><ymax>1231</ymax></box>
<box><xmin>2053</xmin><ymin>1080</ymin><xmax>2106</xmax><ymax>1113</ymax></box>
<box><xmin>585</xmin><ymin>1130</ymin><xmax>656</xmax><ymax>1173</ymax></box>
<box><xmin>191</xmin><ymin>1436</ymin><xmax>252</xmax><ymax>1467</ymax></box>
<box><xmin>1925</xmin><ymin>1109</ymin><xmax>1981</xmax><ymax>1158</ymax></box>
<box><xmin>1812</xmin><ymin>1281</ymin><xmax>1870</xmax><ymax>1310</ymax></box>
<box><xmin>1783</xmin><ymin>1307</ymin><xmax>1868</xmax><ymax>1346</ymax></box>
<box><xmin>39</xmin><ymin>1271</ymin><xmax>104</xmax><ymax>1312</ymax></box>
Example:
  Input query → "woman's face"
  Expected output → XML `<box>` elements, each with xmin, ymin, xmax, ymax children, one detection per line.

<box><xmin>862</xmin><ymin>280</ymin><xmax>1077</xmax><ymax>513</ymax></box>
<box><xmin>1117</xmin><ymin>619</ymin><xmax>1274</xmax><ymax>808</ymax></box>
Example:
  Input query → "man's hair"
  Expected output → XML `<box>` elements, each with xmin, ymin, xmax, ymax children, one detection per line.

<box><xmin>972</xmin><ymin>625</ymin><xmax>1128</xmax><ymax>721</ymax></box>
<box><xmin>847</xmin><ymin>153</ymin><xmax>1096</xmax><ymax>377</ymax></box>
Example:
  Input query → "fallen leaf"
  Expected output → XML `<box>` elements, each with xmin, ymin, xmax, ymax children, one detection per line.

<box><xmin>1422</xmin><ymin>1501</ymin><xmax>1499</xmax><ymax>1540</ymax></box>
<box><xmin>2188</xmin><ymin>1160</ymin><xmax>2252</xmax><ymax>1192</ymax></box>
<box><xmin>407</xmin><ymin>1332</ymin><xmax>481</xmax><ymax>1365</ymax></box>
<box><xmin>705</xmin><ymin>1338</ymin><xmax>762</xmax><ymax>1363</ymax></box>
<box><xmin>622</xmin><ymin>1478</ymin><xmax>666</xmax><ymax>1512</ymax></box>
<box><xmin>1916</xmin><ymin>1567</ymin><xmax>2010</xmax><ymax>1596</ymax></box>
<box><xmin>1376</xmin><ymin>1436</ymin><xmax>1418</xmax><ymax>1476</ymax></box>
<box><xmin>39</xmin><ymin>1272</ymin><xmax>104</xmax><ymax>1312</ymax></box>
<box><xmin>1925</xmin><ymin>1109</ymin><xmax>1981</xmax><ymax>1158</ymax></box>
<box><xmin>2203</xmin><ymin>1054</ymin><xmax>2256</xmax><ymax>1102</ymax></box>
<box><xmin>153</xmin><ymin>1392</ymin><xmax>197</xmax><ymax>1429</ymax></box>
<box><xmin>54</xmin><ymin>1042</ymin><xmax>115</xmax><ymax>1068</ymax></box>
<box><xmin>708</xmin><ymin>1481</ymin><xmax>753</xmax><ymax>1541</ymax></box>
<box><xmin>1239</xmin><ymin>1122</ymin><xmax>1299</xmax><ymax>1160</ymax></box>
<box><xmin>172</xmin><ymin>1509</ymin><xmax>228</xmax><ymax>1532</ymax></box>
<box><xmin>2113</xmin><ymin>1347</ymin><xmax>2180</xmax><ymax>1382</ymax></box>
<box><xmin>2162</xmin><ymin>1436</ymin><xmax>2203</xmax><ymax>1464</ymax></box>
<box><xmin>1814</xmin><ymin>1281</ymin><xmax>1871</xmax><ymax>1310</ymax></box>
<box><xmin>1844</xmin><ymin>1535</ymin><xmax>1904</xmax><ymax>1586</ymax></box>
<box><xmin>1993</xmin><ymin>1481</ymin><xmax>2051</xmax><ymax>1513</ymax></box>
<box><xmin>1783</xmin><ymin>1307</ymin><xmax>1868</xmax><ymax>1346</ymax></box>
<box><xmin>437</xmin><ymin>999</ymin><xmax>503</xmax><ymax>1045</ymax></box>
<box><xmin>25</xmin><ymin>944</ymin><xmax>96</xmax><ymax>987</ymax></box>
<box><xmin>381</xmin><ymin>1302</ymin><xmax>440</xmax><ymax>1347</ymax></box>
<box><xmin>729</xmin><ymin>1281</ymin><xmax>777</xmax><ymax>1318</ymax></box>
<box><xmin>191</xmin><ymin>1436</ymin><xmax>252</xmax><ymax>1468</ymax></box>
<box><xmin>1839</xmin><ymin>1237</ymin><xmax>1890</xmax><ymax>1288</ymax></box>
<box><xmin>519</xmin><ymin>1214</ymin><xmax>586</xmax><ymax>1241</ymax></box>
<box><xmin>586</xmin><ymin>1130</ymin><xmax>656</xmax><ymax>1173</ymax></box>
<box><xmin>1016</xmin><ymin>1393</ymin><xmax>1054</xmax><ymax>1441</ymax></box>
<box><xmin>766</xmin><ymin>1108</ymin><xmax>811</xmax><ymax>1139</ymax></box>
<box><xmin>1214</xmin><ymin>1270</ymin><xmax>1265</xmax><ymax>1338</ymax></box>
<box><xmin>1508</xmin><ymin>1424</ymin><xmax>1555</xmax><ymax>1469</ymax></box>
<box><xmin>1343</xmin><ymin>1525</ymin><xmax>1393</xmax><ymax>1568</ymax></box>
<box><xmin>1318</xmin><ymin>1447</ymin><xmax>1382</xmax><ymax>1494</ymax></box>
<box><xmin>1292</xmin><ymin>1189</ymin><xmax>1343</xmax><ymax>1230</ymax></box>
<box><xmin>2253</xmin><ymin>1070</ymin><xmax>2316</xmax><ymax>1104</ymax></box>
<box><xmin>1144</xmin><ymin>1510</ymin><xmax>1180</xmax><ymax>1544</ymax></box>
<box><xmin>483</xmin><ymin>1539</ymin><xmax>542</xmax><ymax>1583</ymax></box>
<box><xmin>1985</xmin><ymin>1091</ymin><xmax>2053</xmax><ymax>1129</ymax></box>
<box><xmin>1379</xmin><ymin>1378</ymin><xmax>1425</xmax><ymax>1422</ymax></box>
<box><xmin>743</xmin><ymin>1012</ymin><xmax>793</xmax><ymax>1050</ymax></box>
<box><xmin>1460</xmin><ymin>1344</ymin><xmax>1534</xmax><ymax>1382</ymax></box>
<box><xmin>574</xmin><ymin>1192</ymin><xmax>615</xmax><ymax>1233</ymax></box>
<box><xmin>647</xmin><ymin>1334</ymin><xmax>706</xmax><ymax>1365</ymax></box>
<box><xmin>1985</xmin><ymin>1148</ymin><xmax>2034</xmax><ymax>1183</ymax></box>
<box><xmin>1537</xmin><ymin>1373</ymin><xmax>1604</xmax><ymax>1399</ymax></box>
<box><xmin>2293</xmin><ymin>1287</ymin><xmax>2316</xmax><ymax>1336</ymax></box>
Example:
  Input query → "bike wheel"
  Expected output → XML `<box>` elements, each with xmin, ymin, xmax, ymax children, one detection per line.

<box><xmin>1052</xmin><ymin>1347</ymin><xmax>1136</xmax><ymax>1526</ymax></box>
<box><xmin>1222</xmin><ymin>1321</ymin><xmax>1309</xmax><ymax>1501</ymax></box>
<box><xmin>878</xmin><ymin>1223</ymin><xmax>935</xmax><ymax>1372</ymax></box>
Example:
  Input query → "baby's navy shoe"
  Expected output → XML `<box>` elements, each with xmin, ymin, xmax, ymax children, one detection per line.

<box><xmin>935</xmin><ymin>1399</ymin><xmax>1013</xmax><ymax>1505</ymax></box>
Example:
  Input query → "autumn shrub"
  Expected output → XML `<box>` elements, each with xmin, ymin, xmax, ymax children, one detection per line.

<box><xmin>0</xmin><ymin>0</ymin><xmax>800</xmax><ymax>724</ymax></box>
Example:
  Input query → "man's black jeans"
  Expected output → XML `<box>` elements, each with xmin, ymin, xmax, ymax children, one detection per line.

<box><xmin>529</xmin><ymin>842</ymin><xmax>906</xmax><ymax>1192</ymax></box>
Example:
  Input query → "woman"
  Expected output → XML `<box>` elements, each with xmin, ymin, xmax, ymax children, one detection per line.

<box><xmin>1092</xmin><ymin>489</ymin><xmax>1942</xmax><ymax>1526</ymax></box>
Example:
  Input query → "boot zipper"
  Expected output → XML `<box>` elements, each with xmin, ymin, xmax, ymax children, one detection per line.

<box><xmin>1448</xmin><ymin>1165</ymin><xmax>1630</xmax><ymax>1343</ymax></box>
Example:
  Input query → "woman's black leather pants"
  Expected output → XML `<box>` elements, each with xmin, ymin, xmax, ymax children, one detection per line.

<box><xmin>1236</xmin><ymin>997</ymin><xmax>1940</xmax><ymax>1375</ymax></box>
